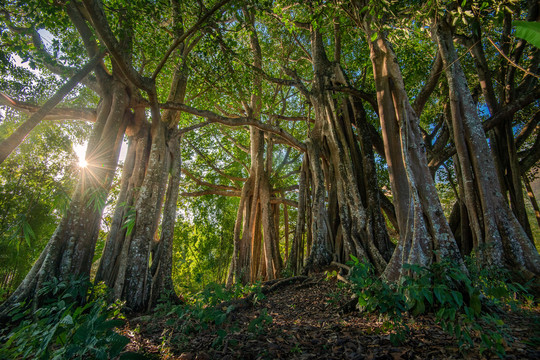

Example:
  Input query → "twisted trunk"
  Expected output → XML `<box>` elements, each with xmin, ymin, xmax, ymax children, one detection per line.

<box><xmin>304</xmin><ymin>28</ymin><xmax>393</xmax><ymax>274</ymax></box>
<box><xmin>436</xmin><ymin>20</ymin><xmax>540</xmax><ymax>276</ymax></box>
<box><xmin>367</xmin><ymin>32</ymin><xmax>463</xmax><ymax>281</ymax></box>
<box><xmin>0</xmin><ymin>82</ymin><xmax>128</xmax><ymax>318</ymax></box>
<box><xmin>228</xmin><ymin>10</ymin><xmax>282</xmax><ymax>285</ymax></box>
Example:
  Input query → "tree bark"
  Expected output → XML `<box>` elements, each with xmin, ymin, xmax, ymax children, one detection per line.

<box><xmin>303</xmin><ymin>27</ymin><xmax>393</xmax><ymax>275</ymax></box>
<box><xmin>366</xmin><ymin>30</ymin><xmax>463</xmax><ymax>281</ymax></box>
<box><xmin>228</xmin><ymin>9</ymin><xmax>283</xmax><ymax>284</ymax></box>
<box><xmin>0</xmin><ymin>81</ymin><xmax>128</xmax><ymax>319</ymax></box>
<box><xmin>435</xmin><ymin>19</ymin><xmax>540</xmax><ymax>276</ymax></box>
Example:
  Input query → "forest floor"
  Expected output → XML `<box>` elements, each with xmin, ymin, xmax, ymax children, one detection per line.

<box><xmin>122</xmin><ymin>274</ymin><xmax>540</xmax><ymax>360</ymax></box>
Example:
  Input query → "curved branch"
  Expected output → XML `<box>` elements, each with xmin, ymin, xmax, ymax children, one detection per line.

<box><xmin>2</xmin><ymin>8</ymin><xmax>101</xmax><ymax>93</ymax></box>
<box><xmin>212</xmin><ymin>132</ymin><xmax>249</xmax><ymax>172</ymax></box>
<box><xmin>182</xmin><ymin>168</ymin><xmax>240</xmax><ymax>191</ymax></box>
<box><xmin>263</xmin><ymin>112</ymin><xmax>315</xmax><ymax>123</ymax></box>
<box><xmin>520</xmin><ymin>132</ymin><xmax>540</xmax><ymax>174</ymax></box>
<box><xmin>184</xmin><ymin>137</ymin><xmax>247</xmax><ymax>182</ymax></box>
<box><xmin>161</xmin><ymin>101</ymin><xmax>307</xmax><ymax>152</ymax></box>
<box><xmin>483</xmin><ymin>86</ymin><xmax>540</xmax><ymax>131</ymax></box>
<box><xmin>220</xmin><ymin>129</ymin><xmax>250</xmax><ymax>153</ymax></box>
<box><xmin>81</xmin><ymin>0</ymin><xmax>153</xmax><ymax>92</ymax></box>
<box><xmin>516</xmin><ymin>110</ymin><xmax>540</xmax><ymax>149</ymax></box>
<box><xmin>181</xmin><ymin>189</ymin><xmax>241</xmax><ymax>197</ymax></box>
<box><xmin>270</xmin><ymin>197</ymin><xmax>298</xmax><ymax>208</ymax></box>
<box><xmin>413</xmin><ymin>50</ymin><xmax>443</xmax><ymax>116</ymax></box>
<box><xmin>328</xmin><ymin>85</ymin><xmax>378</xmax><ymax>114</ymax></box>
<box><xmin>0</xmin><ymin>51</ymin><xmax>105</xmax><ymax>164</ymax></box>
<box><xmin>178</xmin><ymin>121</ymin><xmax>213</xmax><ymax>135</ymax></box>
<box><xmin>0</xmin><ymin>93</ymin><xmax>97</xmax><ymax>122</ymax></box>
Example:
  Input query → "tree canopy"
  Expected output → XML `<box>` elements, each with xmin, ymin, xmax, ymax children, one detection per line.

<box><xmin>0</xmin><ymin>0</ymin><xmax>539</xmax><ymax>318</ymax></box>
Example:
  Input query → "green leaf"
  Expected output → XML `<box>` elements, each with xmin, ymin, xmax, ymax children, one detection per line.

<box><xmin>423</xmin><ymin>289</ymin><xmax>433</xmax><ymax>305</ymax></box>
<box><xmin>121</xmin><ymin>207</ymin><xmax>136</xmax><ymax>236</ymax></box>
<box><xmin>371</xmin><ymin>32</ymin><xmax>378</xmax><ymax>42</ymax></box>
<box><xmin>451</xmin><ymin>291</ymin><xmax>463</xmax><ymax>308</ymax></box>
<box><xmin>514</xmin><ymin>21</ymin><xmax>540</xmax><ymax>49</ymax></box>
<box><xmin>434</xmin><ymin>287</ymin><xmax>444</xmax><ymax>304</ymax></box>
<box><xmin>413</xmin><ymin>300</ymin><xmax>425</xmax><ymax>315</ymax></box>
<box><xmin>59</xmin><ymin>315</ymin><xmax>73</xmax><ymax>326</ymax></box>
<box><xmin>22</xmin><ymin>220</ymin><xmax>35</xmax><ymax>246</ymax></box>
<box><xmin>470</xmin><ymin>293</ymin><xmax>482</xmax><ymax>315</ymax></box>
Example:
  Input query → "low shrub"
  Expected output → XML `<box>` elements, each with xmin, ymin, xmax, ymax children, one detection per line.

<box><xmin>347</xmin><ymin>256</ymin><xmax>531</xmax><ymax>357</ymax></box>
<box><xmin>0</xmin><ymin>276</ymin><xmax>129</xmax><ymax>360</ymax></box>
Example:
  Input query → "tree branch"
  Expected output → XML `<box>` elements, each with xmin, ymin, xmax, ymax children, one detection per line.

<box><xmin>211</xmin><ymin>132</ymin><xmax>249</xmax><ymax>172</ymax></box>
<box><xmin>81</xmin><ymin>0</ymin><xmax>154</xmax><ymax>92</ymax></box>
<box><xmin>328</xmin><ymin>85</ymin><xmax>378</xmax><ymax>114</ymax></box>
<box><xmin>0</xmin><ymin>93</ymin><xmax>96</xmax><ymax>122</ymax></box>
<box><xmin>516</xmin><ymin>110</ymin><xmax>540</xmax><ymax>149</ymax></box>
<box><xmin>412</xmin><ymin>50</ymin><xmax>443</xmax><ymax>116</ymax></box>
<box><xmin>181</xmin><ymin>189</ymin><xmax>241</xmax><ymax>197</ymax></box>
<box><xmin>161</xmin><ymin>101</ymin><xmax>307</xmax><ymax>152</ymax></box>
<box><xmin>182</xmin><ymin>168</ymin><xmax>240</xmax><ymax>191</ymax></box>
<box><xmin>483</xmin><ymin>86</ymin><xmax>540</xmax><ymax>131</ymax></box>
<box><xmin>2</xmin><ymin>8</ymin><xmax>101</xmax><ymax>93</ymax></box>
<box><xmin>270</xmin><ymin>197</ymin><xmax>298</xmax><ymax>208</ymax></box>
<box><xmin>0</xmin><ymin>51</ymin><xmax>105</xmax><ymax>164</ymax></box>
<box><xmin>184</xmin><ymin>137</ymin><xmax>247</xmax><ymax>182</ymax></box>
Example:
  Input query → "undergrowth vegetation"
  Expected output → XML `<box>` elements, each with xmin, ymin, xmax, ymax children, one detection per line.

<box><xmin>0</xmin><ymin>260</ymin><xmax>536</xmax><ymax>359</ymax></box>
<box><xmin>347</xmin><ymin>255</ymin><xmax>535</xmax><ymax>357</ymax></box>
<box><xmin>0</xmin><ymin>276</ymin><xmax>131</xmax><ymax>360</ymax></box>
<box><xmin>153</xmin><ymin>281</ymin><xmax>272</xmax><ymax>354</ymax></box>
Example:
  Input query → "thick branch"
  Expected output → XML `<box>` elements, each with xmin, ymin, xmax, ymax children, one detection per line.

<box><xmin>520</xmin><ymin>132</ymin><xmax>540</xmax><ymax>174</ymax></box>
<box><xmin>3</xmin><ymin>9</ymin><xmax>101</xmax><ymax>93</ymax></box>
<box><xmin>181</xmin><ymin>189</ymin><xmax>241</xmax><ymax>197</ymax></box>
<box><xmin>270</xmin><ymin>197</ymin><xmax>298</xmax><ymax>208</ymax></box>
<box><xmin>161</xmin><ymin>101</ymin><xmax>307</xmax><ymax>152</ymax></box>
<box><xmin>328</xmin><ymin>85</ymin><xmax>378</xmax><ymax>114</ymax></box>
<box><xmin>483</xmin><ymin>86</ymin><xmax>540</xmax><ymax>131</ymax></box>
<box><xmin>81</xmin><ymin>0</ymin><xmax>153</xmax><ymax>92</ymax></box>
<box><xmin>0</xmin><ymin>51</ymin><xmax>104</xmax><ymax>164</ymax></box>
<box><xmin>182</xmin><ymin>168</ymin><xmax>240</xmax><ymax>192</ymax></box>
<box><xmin>273</xmin><ymin>185</ymin><xmax>299</xmax><ymax>193</ymax></box>
<box><xmin>412</xmin><ymin>51</ymin><xmax>443</xmax><ymax>116</ymax></box>
<box><xmin>428</xmin><ymin>88</ymin><xmax>540</xmax><ymax>168</ymax></box>
<box><xmin>178</xmin><ymin>121</ymin><xmax>213</xmax><ymax>135</ymax></box>
<box><xmin>516</xmin><ymin>111</ymin><xmax>540</xmax><ymax>149</ymax></box>
<box><xmin>0</xmin><ymin>93</ymin><xmax>96</xmax><ymax>122</ymax></box>
<box><xmin>263</xmin><ymin>112</ymin><xmax>315</xmax><ymax>123</ymax></box>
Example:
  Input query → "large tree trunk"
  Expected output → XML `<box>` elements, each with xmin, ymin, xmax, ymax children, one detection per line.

<box><xmin>287</xmin><ymin>156</ymin><xmax>309</xmax><ymax>275</ymax></box>
<box><xmin>97</xmin><ymin>38</ymin><xmax>190</xmax><ymax>310</ymax></box>
<box><xmin>0</xmin><ymin>82</ymin><xmax>128</xmax><ymax>318</ymax></box>
<box><xmin>435</xmin><ymin>19</ymin><xmax>540</xmax><ymax>276</ymax></box>
<box><xmin>304</xmin><ymin>28</ymin><xmax>393</xmax><ymax>274</ymax></box>
<box><xmin>228</xmin><ymin>10</ymin><xmax>282</xmax><ymax>285</ymax></box>
<box><xmin>95</xmin><ymin>108</ymin><xmax>151</xmax><ymax>290</ymax></box>
<box><xmin>148</xmin><ymin>130</ymin><xmax>182</xmax><ymax>309</ymax></box>
<box><xmin>228</xmin><ymin>128</ymin><xmax>282</xmax><ymax>284</ymax></box>
<box><xmin>120</xmin><ymin>108</ymin><xmax>169</xmax><ymax>312</ymax></box>
<box><xmin>367</xmin><ymin>31</ymin><xmax>463</xmax><ymax>281</ymax></box>
<box><xmin>462</xmin><ymin>24</ymin><xmax>534</xmax><ymax>240</ymax></box>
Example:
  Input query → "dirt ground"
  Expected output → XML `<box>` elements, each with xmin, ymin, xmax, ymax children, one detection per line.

<box><xmin>121</xmin><ymin>275</ymin><xmax>540</xmax><ymax>359</ymax></box>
